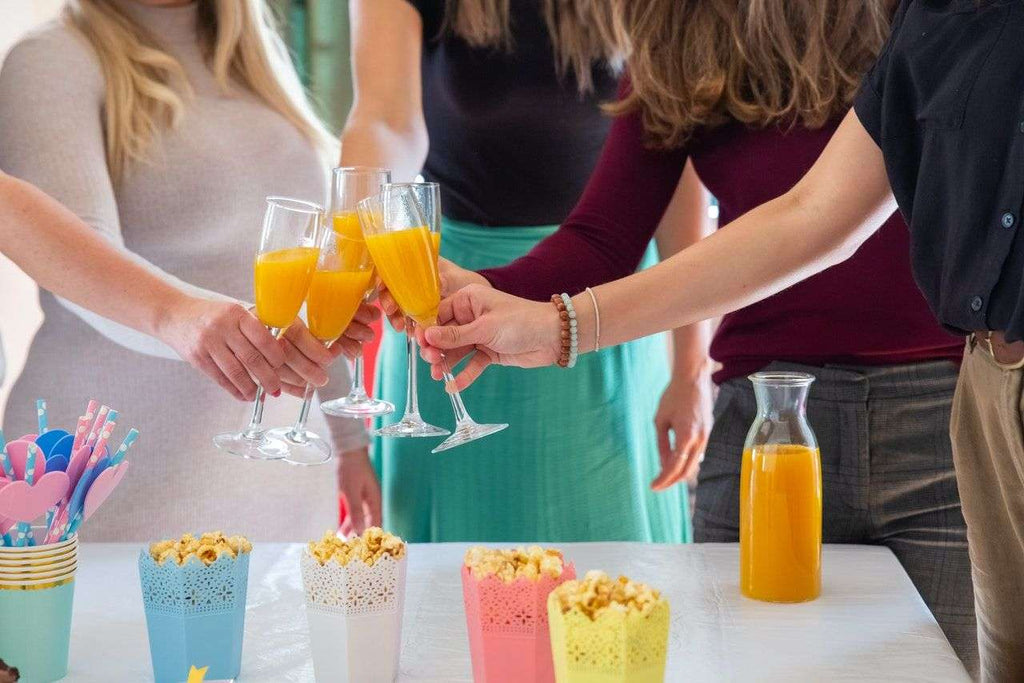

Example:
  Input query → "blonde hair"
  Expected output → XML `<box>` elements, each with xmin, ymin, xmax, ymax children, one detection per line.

<box><xmin>63</xmin><ymin>0</ymin><xmax>334</xmax><ymax>181</ymax></box>
<box><xmin>607</xmin><ymin>0</ymin><xmax>891</xmax><ymax>148</ymax></box>
<box><xmin>443</xmin><ymin>0</ymin><xmax>629</xmax><ymax>94</ymax></box>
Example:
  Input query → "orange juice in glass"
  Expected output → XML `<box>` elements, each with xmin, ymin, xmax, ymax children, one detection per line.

<box><xmin>307</xmin><ymin>269</ymin><xmax>374</xmax><ymax>341</ymax></box>
<box><xmin>740</xmin><ymin>372</ymin><xmax>822</xmax><ymax>603</ymax></box>
<box><xmin>364</xmin><ymin>225</ymin><xmax>440</xmax><ymax>326</ymax></box>
<box><xmin>254</xmin><ymin>246</ymin><xmax>320</xmax><ymax>329</ymax></box>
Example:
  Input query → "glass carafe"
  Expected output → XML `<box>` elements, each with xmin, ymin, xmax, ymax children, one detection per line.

<box><xmin>740</xmin><ymin>371</ymin><xmax>822</xmax><ymax>603</ymax></box>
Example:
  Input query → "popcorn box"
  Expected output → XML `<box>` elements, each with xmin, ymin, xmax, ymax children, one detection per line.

<box><xmin>547</xmin><ymin>594</ymin><xmax>670</xmax><ymax>683</ymax></box>
<box><xmin>300</xmin><ymin>549</ymin><xmax>407</xmax><ymax>683</ymax></box>
<box><xmin>138</xmin><ymin>550</ymin><xmax>249</xmax><ymax>683</ymax></box>
<box><xmin>462</xmin><ymin>562</ymin><xmax>577</xmax><ymax>683</ymax></box>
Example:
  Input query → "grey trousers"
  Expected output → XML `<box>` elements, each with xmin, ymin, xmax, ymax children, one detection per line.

<box><xmin>694</xmin><ymin>360</ymin><xmax>979</xmax><ymax>677</ymax></box>
<box><xmin>951</xmin><ymin>340</ymin><xmax>1024</xmax><ymax>683</ymax></box>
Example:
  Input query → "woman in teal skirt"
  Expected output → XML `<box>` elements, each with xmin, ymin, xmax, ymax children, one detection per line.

<box><xmin>336</xmin><ymin>0</ymin><xmax>690</xmax><ymax>542</ymax></box>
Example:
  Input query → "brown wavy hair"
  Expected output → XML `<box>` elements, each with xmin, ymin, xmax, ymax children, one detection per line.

<box><xmin>608</xmin><ymin>0</ymin><xmax>891</xmax><ymax>148</ymax></box>
<box><xmin>442</xmin><ymin>0</ymin><xmax>629</xmax><ymax>93</ymax></box>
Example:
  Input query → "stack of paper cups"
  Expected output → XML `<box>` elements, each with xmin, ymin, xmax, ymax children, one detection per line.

<box><xmin>300</xmin><ymin>550</ymin><xmax>407</xmax><ymax>682</ymax></box>
<box><xmin>0</xmin><ymin>532</ymin><xmax>79</xmax><ymax>683</ymax></box>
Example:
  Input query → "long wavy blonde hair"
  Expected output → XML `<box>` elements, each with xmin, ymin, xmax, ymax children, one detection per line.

<box><xmin>608</xmin><ymin>0</ymin><xmax>891</xmax><ymax>148</ymax></box>
<box><xmin>63</xmin><ymin>0</ymin><xmax>333</xmax><ymax>181</ymax></box>
<box><xmin>442</xmin><ymin>0</ymin><xmax>629</xmax><ymax>93</ymax></box>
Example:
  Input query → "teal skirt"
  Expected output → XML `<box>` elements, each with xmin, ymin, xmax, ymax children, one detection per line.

<box><xmin>372</xmin><ymin>217</ymin><xmax>691</xmax><ymax>543</ymax></box>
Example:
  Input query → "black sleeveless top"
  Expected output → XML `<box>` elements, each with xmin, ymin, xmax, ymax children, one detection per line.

<box><xmin>407</xmin><ymin>0</ymin><xmax>619</xmax><ymax>226</ymax></box>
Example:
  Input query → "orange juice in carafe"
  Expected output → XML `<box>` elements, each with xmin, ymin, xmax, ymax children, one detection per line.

<box><xmin>364</xmin><ymin>225</ymin><xmax>440</xmax><ymax>326</ymax></box>
<box><xmin>253</xmin><ymin>246</ymin><xmax>319</xmax><ymax>329</ymax></box>
<box><xmin>740</xmin><ymin>372</ymin><xmax>822</xmax><ymax>603</ymax></box>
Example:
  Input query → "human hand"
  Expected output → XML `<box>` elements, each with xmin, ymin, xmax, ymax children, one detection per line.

<box><xmin>277</xmin><ymin>318</ymin><xmax>345</xmax><ymax>397</ymax></box>
<box><xmin>379</xmin><ymin>257</ymin><xmax>489</xmax><ymax>333</ymax></box>
<box><xmin>417</xmin><ymin>284</ymin><xmax>562</xmax><ymax>390</ymax></box>
<box><xmin>333</xmin><ymin>302</ymin><xmax>380</xmax><ymax>360</ymax></box>
<box><xmin>651</xmin><ymin>368</ymin><xmax>713</xmax><ymax>491</ymax></box>
<box><xmin>337</xmin><ymin>448</ymin><xmax>382</xmax><ymax>536</ymax></box>
<box><xmin>159</xmin><ymin>296</ymin><xmax>286</xmax><ymax>401</ymax></box>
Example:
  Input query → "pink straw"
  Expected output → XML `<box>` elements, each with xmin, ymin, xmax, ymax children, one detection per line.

<box><xmin>91</xmin><ymin>413</ymin><xmax>118</xmax><ymax>461</ymax></box>
<box><xmin>85</xmin><ymin>405</ymin><xmax>109</xmax><ymax>449</ymax></box>
<box><xmin>71</xmin><ymin>415</ymin><xmax>91</xmax><ymax>453</ymax></box>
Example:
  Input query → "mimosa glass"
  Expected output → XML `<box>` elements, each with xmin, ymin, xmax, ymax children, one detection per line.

<box><xmin>374</xmin><ymin>183</ymin><xmax>450</xmax><ymax>439</ymax></box>
<box><xmin>357</xmin><ymin>185</ymin><xmax>508</xmax><ymax>453</ymax></box>
<box><xmin>320</xmin><ymin>167</ymin><xmax>396</xmax><ymax>419</ymax></box>
<box><xmin>214</xmin><ymin>196</ymin><xmax>322</xmax><ymax>459</ymax></box>
<box><xmin>266</xmin><ymin>220</ymin><xmax>377</xmax><ymax>465</ymax></box>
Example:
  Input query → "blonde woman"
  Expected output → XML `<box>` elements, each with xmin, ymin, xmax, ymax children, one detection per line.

<box><xmin>0</xmin><ymin>0</ymin><xmax>368</xmax><ymax>541</ymax></box>
<box><xmin>338</xmin><ymin>0</ymin><xmax>691</xmax><ymax>545</ymax></box>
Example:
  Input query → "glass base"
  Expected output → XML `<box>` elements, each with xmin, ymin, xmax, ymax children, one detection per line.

<box><xmin>431</xmin><ymin>421</ymin><xmax>508</xmax><ymax>454</ymax></box>
<box><xmin>213</xmin><ymin>430</ymin><xmax>289</xmax><ymax>460</ymax></box>
<box><xmin>321</xmin><ymin>393</ymin><xmax>395</xmax><ymax>419</ymax></box>
<box><xmin>266</xmin><ymin>427</ymin><xmax>333</xmax><ymax>466</ymax></box>
<box><xmin>375</xmin><ymin>414</ymin><xmax>451</xmax><ymax>438</ymax></box>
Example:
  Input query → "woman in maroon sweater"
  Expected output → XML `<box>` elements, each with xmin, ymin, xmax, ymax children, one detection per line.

<box><xmin>427</xmin><ymin>0</ymin><xmax>977</xmax><ymax>671</ymax></box>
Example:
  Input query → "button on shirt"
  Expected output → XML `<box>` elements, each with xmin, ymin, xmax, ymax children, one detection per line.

<box><xmin>854</xmin><ymin>0</ymin><xmax>1024</xmax><ymax>340</ymax></box>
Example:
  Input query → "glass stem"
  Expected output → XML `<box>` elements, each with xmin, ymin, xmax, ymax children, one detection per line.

<box><xmin>440</xmin><ymin>355</ymin><xmax>474</xmax><ymax>427</ymax></box>
<box><xmin>404</xmin><ymin>319</ymin><xmax>422</xmax><ymax>419</ymax></box>
<box><xmin>290</xmin><ymin>339</ymin><xmax>329</xmax><ymax>440</ymax></box>
<box><xmin>349</xmin><ymin>347</ymin><xmax>369</xmax><ymax>399</ymax></box>
<box><xmin>241</xmin><ymin>326</ymin><xmax>279</xmax><ymax>439</ymax></box>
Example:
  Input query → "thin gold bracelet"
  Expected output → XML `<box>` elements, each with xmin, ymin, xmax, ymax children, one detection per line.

<box><xmin>584</xmin><ymin>287</ymin><xmax>601</xmax><ymax>352</ymax></box>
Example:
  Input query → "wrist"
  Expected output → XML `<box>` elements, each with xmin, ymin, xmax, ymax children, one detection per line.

<box><xmin>571</xmin><ymin>293</ymin><xmax>596</xmax><ymax>354</ymax></box>
<box><xmin>673</xmin><ymin>356</ymin><xmax>713</xmax><ymax>383</ymax></box>
<box><xmin>151</xmin><ymin>288</ymin><xmax>194</xmax><ymax>345</ymax></box>
<box><xmin>543</xmin><ymin>302</ymin><xmax>564</xmax><ymax>366</ymax></box>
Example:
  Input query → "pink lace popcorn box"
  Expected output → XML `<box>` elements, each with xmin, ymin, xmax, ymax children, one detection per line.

<box><xmin>300</xmin><ymin>548</ymin><xmax>407</xmax><ymax>682</ymax></box>
<box><xmin>546</xmin><ymin>591</ymin><xmax>670</xmax><ymax>683</ymax></box>
<box><xmin>138</xmin><ymin>550</ymin><xmax>249</xmax><ymax>683</ymax></box>
<box><xmin>462</xmin><ymin>562</ymin><xmax>577</xmax><ymax>683</ymax></box>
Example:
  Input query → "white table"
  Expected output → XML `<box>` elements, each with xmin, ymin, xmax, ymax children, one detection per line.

<box><xmin>66</xmin><ymin>543</ymin><xmax>969</xmax><ymax>682</ymax></box>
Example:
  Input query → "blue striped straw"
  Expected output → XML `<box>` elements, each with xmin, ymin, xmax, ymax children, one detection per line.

<box><xmin>36</xmin><ymin>399</ymin><xmax>48</xmax><ymax>435</ymax></box>
<box><xmin>0</xmin><ymin>428</ymin><xmax>12</xmax><ymax>479</ymax></box>
<box><xmin>109</xmin><ymin>428</ymin><xmax>139</xmax><ymax>467</ymax></box>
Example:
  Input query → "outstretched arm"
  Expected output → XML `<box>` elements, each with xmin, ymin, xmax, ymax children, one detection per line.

<box><xmin>422</xmin><ymin>110</ymin><xmax>896</xmax><ymax>387</ymax></box>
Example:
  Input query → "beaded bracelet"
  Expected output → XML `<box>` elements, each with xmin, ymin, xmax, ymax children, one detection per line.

<box><xmin>550</xmin><ymin>294</ymin><xmax>579</xmax><ymax>368</ymax></box>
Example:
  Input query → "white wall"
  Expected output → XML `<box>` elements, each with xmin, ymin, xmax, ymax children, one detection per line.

<box><xmin>0</xmin><ymin>0</ymin><xmax>64</xmax><ymax>417</ymax></box>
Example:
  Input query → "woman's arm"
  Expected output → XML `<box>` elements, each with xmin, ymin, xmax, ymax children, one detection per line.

<box><xmin>0</xmin><ymin>172</ymin><xmax>286</xmax><ymax>400</ymax></box>
<box><xmin>422</xmin><ymin>110</ymin><xmax>897</xmax><ymax>387</ymax></box>
<box><xmin>339</xmin><ymin>0</ymin><xmax>428</xmax><ymax>179</ymax></box>
<box><xmin>651</xmin><ymin>162</ymin><xmax>715</xmax><ymax>490</ymax></box>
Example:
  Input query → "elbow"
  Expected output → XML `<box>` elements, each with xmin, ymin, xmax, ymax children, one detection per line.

<box><xmin>784</xmin><ymin>185</ymin><xmax>873</xmax><ymax>269</ymax></box>
<box><xmin>341</xmin><ymin>107</ymin><xmax>429</xmax><ymax>163</ymax></box>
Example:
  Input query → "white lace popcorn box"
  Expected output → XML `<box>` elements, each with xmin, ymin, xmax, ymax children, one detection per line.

<box><xmin>546</xmin><ymin>593</ymin><xmax>670</xmax><ymax>683</ymax></box>
<box><xmin>138</xmin><ymin>550</ymin><xmax>249</xmax><ymax>683</ymax></box>
<box><xmin>300</xmin><ymin>549</ymin><xmax>407</xmax><ymax>683</ymax></box>
<box><xmin>462</xmin><ymin>563</ymin><xmax>577</xmax><ymax>683</ymax></box>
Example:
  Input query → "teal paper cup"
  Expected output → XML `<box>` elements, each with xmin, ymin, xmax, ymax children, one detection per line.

<box><xmin>0</xmin><ymin>544</ymin><xmax>77</xmax><ymax>683</ymax></box>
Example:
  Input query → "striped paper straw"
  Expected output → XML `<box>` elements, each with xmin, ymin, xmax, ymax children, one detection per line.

<box><xmin>0</xmin><ymin>428</ymin><xmax>12</xmax><ymax>479</ymax></box>
<box><xmin>85</xmin><ymin>405</ymin><xmax>110</xmax><ymax>449</ymax></box>
<box><xmin>91</xmin><ymin>411</ymin><xmax>118</xmax><ymax>460</ymax></box>
<box><xmin>109</xmin><ymin>428</ymin><xmax>139</xmax><ymax>467</ymax></box>
<box><xmin>16</xmin><ymin>444</ymin><xmax>40</xmax><ymax>547</ymax></box>
<box><xmin>36</xmin><ymin>399</ymin><xmax>48</xmax><ymax>435</ymax></box>
<box><xmin>71</xmin><ymin>415</ymin><xmax>91</xmax><ymax>453</ymax></box>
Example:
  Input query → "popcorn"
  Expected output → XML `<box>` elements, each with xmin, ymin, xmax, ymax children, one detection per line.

<box><xmin>149</xmin><ymin>531</ymin><xmax>252</xmax><ymax>566</ymax></box>
<box><xmin>463</xmin><ymin>546</ymin><xmax>566</xmax><ymax>583</ymax></box>
<box><xmin>551</xmin><ymin>570</ymin><xmax>663</xmax><ymax>620</ymax></box>
<box><xmin>307</xmin><ymin>527</ymin><xmax>406</xmax><ymax>567</ymax></box>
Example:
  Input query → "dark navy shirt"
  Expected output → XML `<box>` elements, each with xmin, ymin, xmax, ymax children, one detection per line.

<box><xmin>854</xmin><ymin>0</ymin><xmax>1024</xmax><ymax>340</ymax></box>
<box><xmin>406</xmin><ymin>0</ymin><xmax>619</xmax><ymax>227</ymax></box>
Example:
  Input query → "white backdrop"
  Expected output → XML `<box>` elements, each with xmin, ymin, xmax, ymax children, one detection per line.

<box><xmin>0</xmin><ymin>0</ymin><xmax>63</xmax><ymax>416</ymax></box>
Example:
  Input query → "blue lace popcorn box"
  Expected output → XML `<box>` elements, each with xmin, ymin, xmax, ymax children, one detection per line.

<box><xmin>138</xmin><ymin>549</ymin><xmax>250</xmax><ymax>683</ymax></box>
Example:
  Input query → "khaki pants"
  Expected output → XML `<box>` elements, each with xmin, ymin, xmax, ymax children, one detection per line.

<box><xmin>952</xmin><ymin>339</ymin><xmax>1024</xmax><ymax>682</ymax></box>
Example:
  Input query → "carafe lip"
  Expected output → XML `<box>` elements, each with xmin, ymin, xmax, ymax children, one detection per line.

<box><xmin>748</xmin><ymin>371</ymin><xmax>815</xmax><ymax>386</ymax></box>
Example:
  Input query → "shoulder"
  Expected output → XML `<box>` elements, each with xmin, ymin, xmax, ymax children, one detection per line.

<box><xmin>1</xmin><ymin>20</ymin><xmax>105</xmax><ymax>98</ymax></box>
<box><xmin>398</xmin><ymin>0</ymin><xmax>442</xmax><ymax>39</ymax></box>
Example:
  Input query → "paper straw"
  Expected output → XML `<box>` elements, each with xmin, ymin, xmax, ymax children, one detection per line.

<box><xmin>109</xmin><ymin>428</ymin><xmax>139</xmax><ymax>467</ymax></box>
<box><xmin>0</xmin><ymin>429</ymin><xmax>12</xmax><ymax>479</ymax></box>
<box><xmin>85</xmin><ymin>405</ymin><xmax>110</xmax><ymax>449</ymax></box>
<box><xmin>71</xmin><ymin>415</ymin><xmax>90</xmax><ymax>453</ymax></box>
<box><xmin>91</xmin><ymin>410</ymin><xmax>118</xmax><ymax>460</ymax></box>
<box><xmin>14</xmin><ymin>445</ymin><xmax>40</xmax><ymax>547</ymax></box>
<box><xmin>36</xmin><ymin>399</ymin><xmax>48</xmax><ymax>435</ymax></box>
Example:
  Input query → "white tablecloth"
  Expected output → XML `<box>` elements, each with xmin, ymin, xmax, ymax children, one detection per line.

<box><xmin>65</xmin><ymin>543</ymin><xmax>969</xmax><ymax>682</ymax></box>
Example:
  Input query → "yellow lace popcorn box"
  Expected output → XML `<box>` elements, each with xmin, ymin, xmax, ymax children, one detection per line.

<box><xmin>547</xmin><ymin>572</ymin><xmax>670</xmax><ymax>683</ymax></box>
<box><xmin>138</xmin><ymin>533</ymin><xmax>252</xmax><ymax>683</ymax></box>
<box><xmin>462</xmin><ymin>546</ymin><xmax>576</xmax><ymax>683</ymax></box>
<box><xmin>300</xmin><ymin>529</ymin><xmax>408</xmax><ymax>683</ymax></box>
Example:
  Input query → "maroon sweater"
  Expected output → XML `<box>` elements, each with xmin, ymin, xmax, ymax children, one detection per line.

<box><xmin>480</xmin><ymin>99</ymin><xmax>963</xmax><ymax>383</ymax></box>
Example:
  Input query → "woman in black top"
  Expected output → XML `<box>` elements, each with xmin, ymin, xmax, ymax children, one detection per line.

<box><xmin>334</xmin><ymin>0</ymin><xmax>694</xmax><ymax>546</ymax></box>
<box><xmin>420</xmin><ymin>1</ymin><xmax>1024</xmax><ymax>678</ymax></box>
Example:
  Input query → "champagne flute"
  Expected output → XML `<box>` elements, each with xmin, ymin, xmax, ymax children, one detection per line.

<box><xmin>214</xmin><ymin>196</ymin><xmax>322</xmax><ymax>459</ymax></box>
<box><xmin>374</xmin><ymin>182</ymin><xmax>451</xmax><ymax>439</ymax></box>
<box><xmin>357</xmin><ymin>185</ymin><xmax>508</xmax><ymax>453</ymax></box>
<box><xmin>320</xmin><ymin>167</ymin><xmax>396</xmax><ymax>419</ymax></box>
